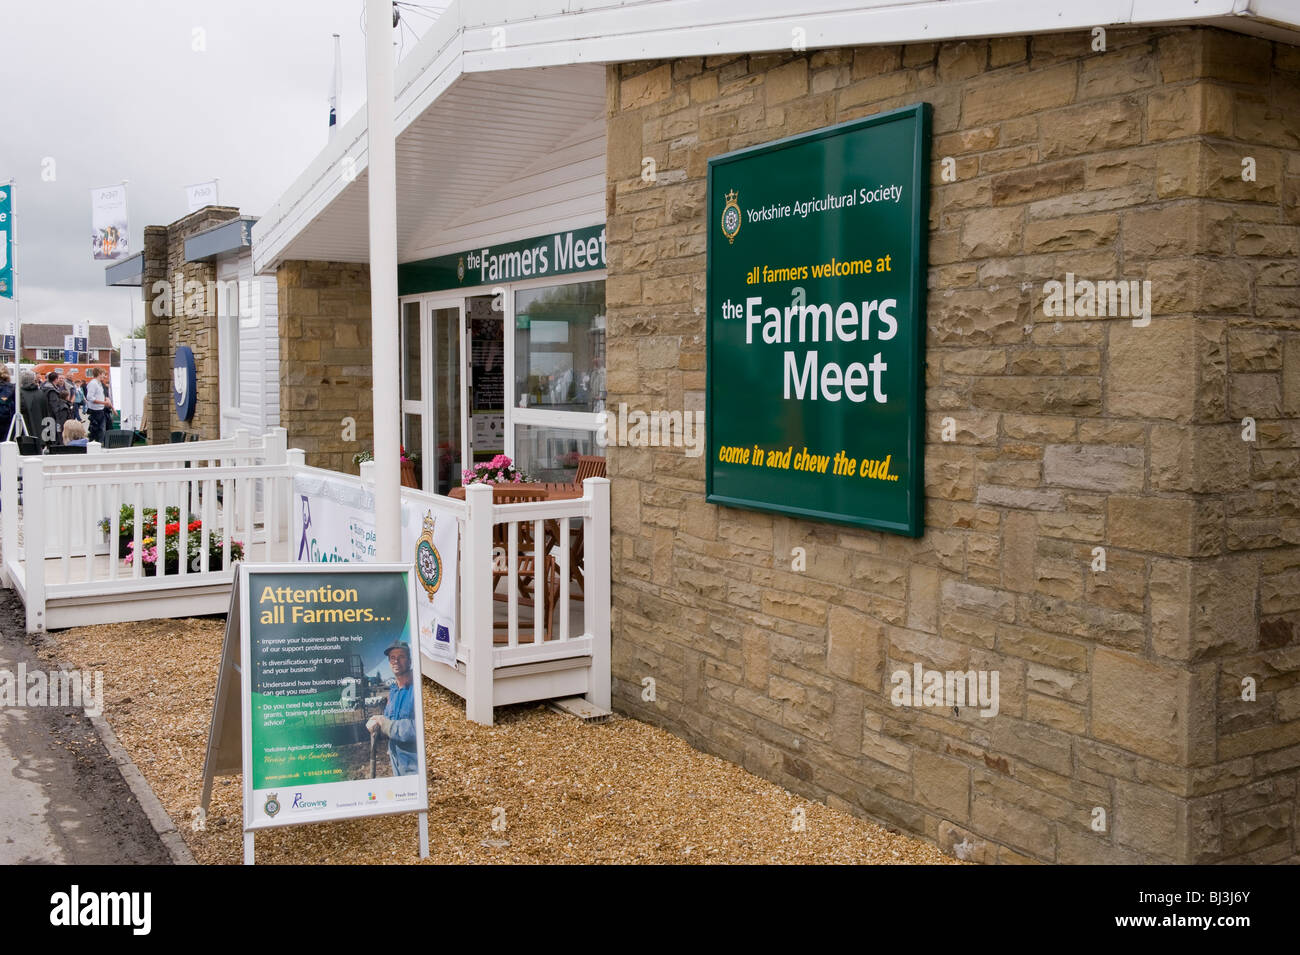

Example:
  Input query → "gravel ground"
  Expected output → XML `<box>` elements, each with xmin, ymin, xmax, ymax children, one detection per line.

<box><xmin>46</xmin><ymin>616</ymin><xmax>958</xmax><ymax>865</ymax></box>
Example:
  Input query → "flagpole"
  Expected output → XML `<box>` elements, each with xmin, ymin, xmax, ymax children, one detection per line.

<box><xmin>6</xmin><ymin>178</ymin><xmax>25</xmax><ymax>439</ymax></box>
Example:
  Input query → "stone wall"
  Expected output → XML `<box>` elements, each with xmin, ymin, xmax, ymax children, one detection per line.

<box><xmin>276</xmin><ymin>260</ymin><xmax>374</xmax><ymax>474</ymax></box>
<box><xmin>140</xmin><ymin>206</ymin><xmax>241</xmax><ymax>441</ymax></box>
<box><xmin>604</xmin><ymin>26</ymin><xmax>1300</xmax><ymax>863</ymax></box>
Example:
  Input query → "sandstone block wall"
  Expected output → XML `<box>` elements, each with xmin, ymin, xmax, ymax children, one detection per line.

<box><xmin>275</xmin><ymin>260</ymin><xmax>374</xmax><ymax>474</ymax></box>
<box><xmin>604</xmin><ymin>26</ymin><xmax>1300</xmax><ymax>863</ymax></box>
<box><xmin>141</xmin><ymin>206</ymin><xmax>241</xmax><ymax>441</ymax></box>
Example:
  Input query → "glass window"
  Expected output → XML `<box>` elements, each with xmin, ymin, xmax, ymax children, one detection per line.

<box><xmin>514</xmin><ymin>423</ymin><xmax>595</xmax><ymax>483</ymax></box>
<box><xmin>218</xmin><ymin>280</ymin><xmax>240</xmax><ymax>406</ymax></box>
<box><xmin>514</xmin><ymin>280</ymin><xmax>605</xmax><ymax>414</ymax></box>
<box><xmin>402</xmin><ymin>301</ymin><xmax>421</xmax><ymax>402</ymax></box>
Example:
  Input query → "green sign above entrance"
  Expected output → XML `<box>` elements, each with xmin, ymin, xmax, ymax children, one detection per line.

<box><xmin>706</xmin><ymin>104</ymin><xmax>930</xmax><ymax>536</ymax></box>
<box><xmin>398</xmin><ymin>224</ymin><xmax>606</xmax><ymax>296</ymax></box>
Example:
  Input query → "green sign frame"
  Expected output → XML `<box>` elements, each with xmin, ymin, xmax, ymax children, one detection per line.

<box><xmin>398</xmin><ymin>223</ymin><xmax>606</xmax><ymax>296</ymax></box>
<box><xmin>706</xmin><ymin>103</ymin><xmax>930</xmax><ymax>536</ymax></box>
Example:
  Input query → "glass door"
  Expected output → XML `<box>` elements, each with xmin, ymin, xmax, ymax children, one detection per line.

<box><xmin>465</xmin><ymin>293</ymin><xmax>505</xmax><ymax>467</ymax></box>
<box><xmin>429</xmin><ymin>302</ymin><xmax>462</xmax><ymax>495</ymax></box>
<box><xmin>400</xmin><ymin>300</ymin><xmax>423</xmax><ymax>487</ymax></box>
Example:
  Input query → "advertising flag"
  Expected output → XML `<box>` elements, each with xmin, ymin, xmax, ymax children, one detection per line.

<box><xmin>0</xmin><ymin>185</ymin><xmax>12</xmax><ymax>299</ymax></box>
<box><xmin>91</xmin><ymin>184</ymin><xmax>129</xmax><ymax>261</ymax></box>
<box><xmin>184</xmin><ymin>180</ymin><xmax>219</xmax><ymax>213</ymax></box>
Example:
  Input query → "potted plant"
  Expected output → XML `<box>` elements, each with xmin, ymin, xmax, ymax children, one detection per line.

<box><xmin>400</xmin><ymin>445</ymin><xmax>421</xmax><ymax>489</ymax></box>
<box><xmin>462</xmin><ymin>454</ymin><xmax>531</xmax><ymax>486</ymax></box>
<box><xmin>99</xmin><ymin>505</ymin><xmax>186</xmax><ymax>559</ymax></box>
<box><xmin>124</xmin><ymin>519</ymin><xmax>244</xmax><ymax>576</ymax></box>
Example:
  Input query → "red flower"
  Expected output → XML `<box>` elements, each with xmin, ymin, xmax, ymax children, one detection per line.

<box><xmin>187</xmin><ymin>520</ymin><xmax>202</xmax><ymax>532</ymax></box>
<box><xmin>164</xmin><ymin>522</ymin><xmax>180</xmax><ymax>534</ymax></box>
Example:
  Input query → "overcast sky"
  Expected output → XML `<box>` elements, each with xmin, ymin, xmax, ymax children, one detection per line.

<box><xmin>0</xmin><ymin>0</ymin><xmax>443</xmax><ymax>338</ymax></box>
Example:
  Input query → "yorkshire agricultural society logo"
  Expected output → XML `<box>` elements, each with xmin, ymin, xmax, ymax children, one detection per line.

<box><xmin>264</xmin><ymin>793</ymin><xmax>281</xmax><ymax>817</ymax></box>
<box><xmin>721</xmin><ymin>190</ymin><xmax>741</xmax><ymax>244</ymax></box>
<box><xmin>416</xmin><ymin>511</ymin><xmax>443</xmax><ymax>602</ymax></box>
<box><xmin>457</xmin><ymin>256</ymin><xmax>466</xmax><ymax>282</ymax></box>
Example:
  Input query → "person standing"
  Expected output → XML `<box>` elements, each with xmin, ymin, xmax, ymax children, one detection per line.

<box><xmin>41</xmin><ymin>372</ymin><xmax>70</xmax><ymax>446</ymax></box>
<box><xmin>0</xmin><ymin>366</ymin><xmax>14</xmax><ymax>441</ymax></box>
<box><xmin>365</xmin><ymin>640</ymin><xmax>419</xmax><ymax>777</ymax></box>
<box><xmin>85</xmin><ymin>367</ymin><xmax>111</xmax><ymax>444</ymax></box>
<box><xmin>19</xmin><ymin>370</ymin><xmax>48</xmax><ymax>441</ymax></box>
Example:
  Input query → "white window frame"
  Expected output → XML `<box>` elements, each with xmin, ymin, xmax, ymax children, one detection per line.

<box><xmin>217</xmin><ymin>271</ymin><xmax>242</xmax><ymax>435</ymax></box>
<box><xmin>398</xmin><ymin>269</ymin><xmax>607</xmax><ymax>487</ymax></box>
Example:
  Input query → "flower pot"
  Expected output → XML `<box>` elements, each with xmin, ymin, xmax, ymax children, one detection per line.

<box><xmin>401</xmin><ymin>459</ymin><xmax>420</xmax><ymax>489</ymax></box>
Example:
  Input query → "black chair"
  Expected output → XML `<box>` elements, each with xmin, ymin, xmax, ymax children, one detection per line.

<box><xmin>103</xmin><ymin>429</ymin><xmax>134</xmax><ymax>449</ymax></box>
<box><xmin>47</xmin><ymin>444</ymin><xmax>87</xmax><ymax>455</ymax></box>
<box><xmin>170</xmin><ymin>431</ymin><xmax>186</xmax><ymax>443</ymax></box>
<box><xmin>185</xmin><ymin>433</ymin><xmax>202</xmax><ymax>442</ymax></box>
<box><xmin>16</xmin><ymin>436</ymin><xmax>42</xmax><ymax>456</ymax></box>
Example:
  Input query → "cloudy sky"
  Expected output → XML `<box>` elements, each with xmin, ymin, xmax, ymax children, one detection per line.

<box><xmin>0</xmin><ymin>0</ymin><xmax>444</xmax><ymax>338</ymax></box>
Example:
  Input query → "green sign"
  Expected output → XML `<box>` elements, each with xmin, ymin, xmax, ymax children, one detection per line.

<box><xmin>0</xmin><ymin>185</ymin><xmax>12</xmax><ymax>299</ymax></box>
<box><xmin>706</xmin><ymin>104</ymin><xmax>930</xmax><ymax>536</ymax></box>
<box><xmin>239</xmin><ymin>564</ymin><xmax>429</xmax><ymax>829</ymax></box>
<box><xmin>398</xmin><ymin>223</ymin><xmax>606</xmax><ymax>295</ymax></box>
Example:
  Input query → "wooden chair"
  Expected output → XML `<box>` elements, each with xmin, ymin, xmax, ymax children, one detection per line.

<box><xmin>558</xmin><ymin>457</ymin><xmax>604</xmax><ymax>597</ymax></box>
<box><xmin>489</xmin><ymin>484</ymin><xmax>560</xmax><ymax>641</ymax></box>
<box><xmin>573</xmin><ymin>455</ymin><xmax>606</xmax><ymax>484</ymax></box>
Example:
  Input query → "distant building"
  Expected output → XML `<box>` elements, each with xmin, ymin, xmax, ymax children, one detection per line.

<box><xmin>8</xmin><ymin>323</ymin><xmax>116</xmax><ymax>364</ymax></box>
<box><xmin>105</xmin><ymin>206</ymin><xmax>279</xmax><ymax>442</ymax></box>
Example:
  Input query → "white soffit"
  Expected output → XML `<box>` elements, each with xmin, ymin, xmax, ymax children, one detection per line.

<box><xmin>254</xmin><ymin>0</ymin><xmax>1299</xmax><ymax>272</ymax></box>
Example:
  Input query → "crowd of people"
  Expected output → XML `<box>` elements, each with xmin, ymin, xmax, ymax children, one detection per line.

<box><xmin>0</xmin><ymin>365</ymin><xmax>113</xmax><ymax>449</ymax></box>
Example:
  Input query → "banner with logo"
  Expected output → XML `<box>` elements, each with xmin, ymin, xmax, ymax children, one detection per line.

<box><xmin>184</xmin><ymin>179</ymin><xmax>219</xmax><ymax>213</ymax></box>
<box><xmin>291</xmin><ymin>474</ymin><xmax>459</xmax><ymax>666</ymax></box>
<box><xmin>91</xmin><ymin>184</ymin><xmax>129</xmax><ymax>261</ymax></box>
<box><xmin>0</xmin><ymin>185</ymin><xmax>12</xmax><ymax>299</ymax></box>
<box><xmin>706</xmin><ymin>104</ymin><xmax>930</xmax><ymax>536</ymax></box>
<box><xmin>238</xmin><ymin>564</ymin><xmax>429</xmax><ymax>830</ymax></box>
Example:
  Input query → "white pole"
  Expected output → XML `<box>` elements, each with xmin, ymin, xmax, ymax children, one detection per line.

<box><xmin>365</xmin><ymin>0</ymin><xmax>401</xmax><ymax>563</ymax></box>
<box><xmin>6</xmin><ymin>179</ymin><xmax>25</xmax><ymax>439</ymax></box>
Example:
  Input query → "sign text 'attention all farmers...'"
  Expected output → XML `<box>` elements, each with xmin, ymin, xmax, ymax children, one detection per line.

<box><xmin>706</xmin><ymin>104</ymin><xmax>929</xmax><ymax>536</ymax></box>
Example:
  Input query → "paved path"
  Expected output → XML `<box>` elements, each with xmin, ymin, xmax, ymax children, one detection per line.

<box><xmin>0</xmin><ymin>592</ymin><xmax>171</xmax><ymax>864</ymax></box>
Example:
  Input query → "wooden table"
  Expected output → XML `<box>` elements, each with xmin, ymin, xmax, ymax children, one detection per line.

<box><xmin>446</xmin><ymin>482</ymin><xmax>583</xmax><ymax>501</ymax></box>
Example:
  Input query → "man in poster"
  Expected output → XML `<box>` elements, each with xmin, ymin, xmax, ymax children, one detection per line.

<box><xmin>366</xmin><ymin>640</ymin><xmax>419</xmax><ymax>776</ymax></box>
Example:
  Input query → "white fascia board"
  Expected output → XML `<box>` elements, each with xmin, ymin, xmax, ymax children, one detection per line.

<box><xmin>1243</xmin><ymin>0</ymin><xmax>1300</xmax><ymax>29</ymax></box>
<box><xmin>459</xmin><ymin>0</ymin><xmax>1255</xmax><ymax>70</ymax></box>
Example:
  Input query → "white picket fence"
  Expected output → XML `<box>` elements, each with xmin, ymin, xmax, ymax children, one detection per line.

<box><xmin>0</xmin><ymin>432</ymin><xmax>610</xmax><ymax>724</ymax></box>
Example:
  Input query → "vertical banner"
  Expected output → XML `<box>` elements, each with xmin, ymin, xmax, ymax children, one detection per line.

<box><xmin>91</xmin><ymin>184</ymin><xmax>129</xmax><ymax>261</ymax></box>
<box><xmin>240</xmin><ymin>564</ymin><xmax>429</xmax><ymax>829</ymax></box>
<box><xmin>63</xmin><ymin>335</ymin><xmax>76</xmax><ymax>363</ymax></box>
<box><xmin>3</xmin><ymin>320</ymin><xmax>14</xmax><ymax>353</ymax></box>
<box><xmin>184</xmin><ymin>180</ymin><xmax>219</xmax><ymax>213</ymax></box>
<box><xmin>706</xmin><ymin>104</ymin><xmax>930</xmax><ymax>536</ymax></box>
<box><xmin>0</xmin><ymin>184</ymin><xmax>12</xmax><ymax>299</ymax></box>
<box><xmin>291</xmin><ymin>474</ymin><xmax>459</xmax><ymax>665</ymax></box>
<box><xmin>73</xmin><ymin>321</ymin><xmax>89</xmax><ymax>354</ymax></box>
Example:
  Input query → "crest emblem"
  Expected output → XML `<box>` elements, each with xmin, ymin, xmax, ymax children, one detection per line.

<box><xmin>416</xmin><ymin>511</ymin><xmax>442</xmax><ymax>600</ymax></box>
<box><xmin>721</xmin><ymin>190</ymin><xmax>741</xmax><ymax>244</ymax></box>
<box><xmin>457</xmin><ymin>256</ymin><xmax>465</xmax><ymax>282</ymax></box>
<box><xmin>264</xmin><ymin>793</ymin><xmax>281</xmax><ymax>817</ymax></box>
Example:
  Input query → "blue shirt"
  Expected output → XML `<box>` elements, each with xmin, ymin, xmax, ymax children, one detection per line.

<box><xmin>383</xmin><ymin>681</ymin><xmax>418</xmax><ymax>776</ymax></box>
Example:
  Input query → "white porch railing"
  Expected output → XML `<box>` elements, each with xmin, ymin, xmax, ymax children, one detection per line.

<box><xmin>1</xmin><ymin>438</ymin><xmax>610</xmax><ymax>725</ymax></box>
<box><xmin>23</xmin><ymin>428</ymin><xmax>287</xmax><ymax>561</ymax></box>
